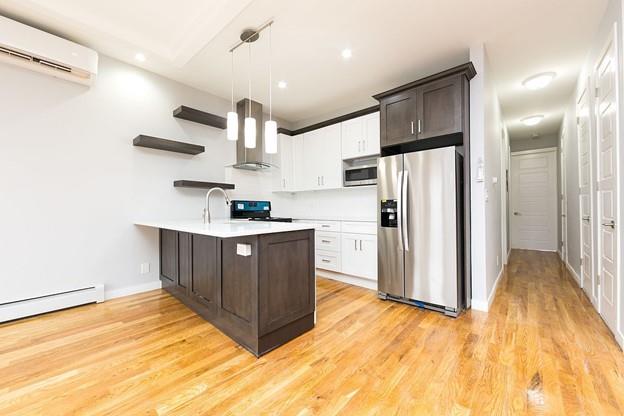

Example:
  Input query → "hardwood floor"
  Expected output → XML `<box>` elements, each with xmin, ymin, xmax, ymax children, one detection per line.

<box><xmin>1</xmin><ymin>250</ymin><xmax>623</xmax><ymax>415</ymax></box>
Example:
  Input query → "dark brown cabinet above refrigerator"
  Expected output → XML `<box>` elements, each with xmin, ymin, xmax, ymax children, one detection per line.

<box><xmin>373</xmin><ymin>63</ymin><xmax>476</xmax><ymax>152</ymax></box>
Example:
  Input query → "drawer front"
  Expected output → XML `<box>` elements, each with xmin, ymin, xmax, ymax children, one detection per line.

<box><xmin>316</xmin><ymin>250</ymin><xmax>341</xmax><ymax>272</ymax></box>
<box><xmin>315</xmin><ymin>231</ymin><xmax>340</xmax><ymax>252</ymax></box>
<box><xmin>314</xmin><ymin>221</ymin><xmax>341</xmax><ymax>233</ymax></box>
<box><xmin>341</xmin><ymin>221</ymin><xmax>377</xmax><ymax>235</ymax></box>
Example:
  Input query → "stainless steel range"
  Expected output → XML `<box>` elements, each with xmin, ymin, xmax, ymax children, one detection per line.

<box><xmin>230</xmin><ymin>200</ymin><xmax>293</xmax><ymax>222</ymax></box>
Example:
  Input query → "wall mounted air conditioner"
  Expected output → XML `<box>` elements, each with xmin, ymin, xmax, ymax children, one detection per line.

<box><xmin>0</xmin><ymin>15</ymin><xmax>98</xmax><ymax>86</ymax></box>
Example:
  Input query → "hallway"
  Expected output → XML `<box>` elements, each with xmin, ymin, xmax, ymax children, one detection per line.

<box><xmin>0</xmin><ymin>251</ymin><xmax>623</xmax><ymax>415</ymax></box>
<box><xmin>490</xmin><ymin>250</ymin><xmax>624</xmax><ymax>414</ymax></box>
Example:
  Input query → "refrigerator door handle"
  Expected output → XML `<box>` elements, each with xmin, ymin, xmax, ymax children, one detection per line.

<box><xmin>402</xmin><ymin>169</ymin><xmax>409</xmax><ymax>251</ymax></box>
<box><xmin>397</xmin><ymin>170</ymin><xmax>404</xmax><ymax>251</ymax></box>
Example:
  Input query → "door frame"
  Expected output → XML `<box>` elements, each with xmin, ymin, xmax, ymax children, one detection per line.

<box><xmin>560</xmin><ymin>126</ymin><xmax>568</xmax><ymax>263</ymax></box>
<box><xmin>509</xmin><ymin>147</ymin><xmax>559</xmax><ymax>252</ymax></box>
<box><xmin>593</xmin><ymin>22</ymin><xmax>622</xmax><ymax>344</ymax></box>
<box><xmin>576</xmin><ymin>82</ymin><xmax>597</xmax><ymax>304</ymax></box>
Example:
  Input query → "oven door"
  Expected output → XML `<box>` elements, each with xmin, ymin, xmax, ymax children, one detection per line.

<box><xmin>344</xmin><ymin>165</ymin><xmax>377</xmax><ymax>186</ymax></box>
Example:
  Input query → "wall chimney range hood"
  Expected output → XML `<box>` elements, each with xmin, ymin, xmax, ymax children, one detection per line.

<box><xmin>231</xmin><ymin>98</ymin><xmax>274</xmax><ymax>171</ymax></box>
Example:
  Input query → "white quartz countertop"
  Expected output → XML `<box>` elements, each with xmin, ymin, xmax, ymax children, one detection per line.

<box><xmin>135</xmin><ymin>219</ymin><xmax>316</xmax><ymax>238</ymax></box>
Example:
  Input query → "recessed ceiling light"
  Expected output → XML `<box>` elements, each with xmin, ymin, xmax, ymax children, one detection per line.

<box><xmin>135</xmin><ymin>53</ymin><xmax>146</xmax><ymax>62</ymax></box>
<box><xmin>277</xmin><ymin>80</ymin><xmax>287</xmax><ymax>89</ymax></box>
<box><xmin>522</xmin><ymin>72</ymin><xmax>556</xmax><ymax>90</ymax></box>
<box><xmin>521</xmin><ymin>115</ymin><xmax>544</xmax><ymax>126</ymax></box>
<box><xmin>341</xmin><ymin>48</ymin><xmax>352</xmax><ymax>60</ymax></box>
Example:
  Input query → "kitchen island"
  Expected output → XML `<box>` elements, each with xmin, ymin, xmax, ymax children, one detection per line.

<box><xmin>135</xmin><ymin>220</ymin><xmax>316</xmax><ymax>356</ymax></box>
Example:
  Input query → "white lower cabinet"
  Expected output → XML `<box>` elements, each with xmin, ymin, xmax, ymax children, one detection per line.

<box><xmin>315</xmin><ymin>250</ymin><xmax>341</xmax><ymax>272</ymax></box>
<box><xmin>341</xmin><ymin>233</ymin><xmax>377</xmax><ymax>280</ymax></box>
<box><xmin>300</xmin><ymin>219</ymin><xmax>377</xmax><ymax>284</ymax></box>
<box><xmin>316</xmin><ymin>231</ymin><xmax>340</xmax><ymax>251</ymax></box>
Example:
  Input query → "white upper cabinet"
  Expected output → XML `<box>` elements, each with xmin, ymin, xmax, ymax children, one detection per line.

<box><xmin>273</xmin><ymin>133</ymin><xmax>304</xmax><ymax>192</ymax></box>
<box><xmin>341</xmin><ymin>112</ymin><xmax>380</xmax><ymax>160</ymax></box>
<box><xmin>364</xmin><ymin>112</ymin><xmax>381</xmax><ymax>155</ymax></box>
<box><xmin>273</xmin><ymin>133</ymin><xmax>293</xmax><ymax>192</ymax></box>
<box><xmin>303</xmin><ymin>124</ymin><xmax>342</xmax><ymax>190</ymax></box>
<box><xmin>292</xmin><ymin>134</ymin><xmax>304</xmax><ymax>191</ymax></box>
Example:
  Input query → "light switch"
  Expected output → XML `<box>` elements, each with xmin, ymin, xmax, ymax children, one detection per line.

<box><xmin>236</xmin><ymin>243</ymin><xmax>252</xmax><ymax>256</ymax></box>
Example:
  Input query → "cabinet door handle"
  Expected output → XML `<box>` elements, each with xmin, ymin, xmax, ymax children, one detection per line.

<box><xmin>283</xmin><ymin>178</ymin><xmax>286</xmax><ymax>188</ymax></box>
<box><xmin>354</xmin><ymin>240</ymin><xmax>357</xmax><ymax>250</ymax></box>
<box><xmin>359</xmin><ymin>240</ymin><xmax>363</xmax><ymax>251</ymax></box>
<box><xmin>321</xmin><ymin>239</ymin><xmax>331</xmax><ymax>243</ymax></box>
<box><xmin>317</xmin><ymin>176</ymin><xmax>320</xmax><ymax>186</ymax></box>
<box><xmin>358</xmin><ymin>140</ymin><xmax>361</xmax><ymax>152</ymax></box>
<box><xmin>321</xmin><ymin>259</ymin><xmax>331</xmax><ymax>263</ymax></box>
<box><xmin>418</xmin><ymin>119</ymin><xmax>422</xmax><ymax>134</ymax></box>
<box><xmin>321</xmin><ymin>176</ymin><xmax>324</xmax><ymax>186</ymax></box>
<box><xmin>411</xmin><ymin>121</ymin><xmax>415</xmax><ymax>135</ymax></box>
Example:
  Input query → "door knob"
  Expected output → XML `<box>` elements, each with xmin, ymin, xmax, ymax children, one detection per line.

<box><xmin>602</xmin><ymin>220</ymin><xmax>616</xmax><ymax>229</ymax></box>
<box><xmin>582</xmin><ymin>216</ymin><xmax>590</xmax><ymax>221</ymax></box>
<box><xmin>513</xmin><ymin>212</ymin><xmax>521</xmax><ymax>216</ymax></box>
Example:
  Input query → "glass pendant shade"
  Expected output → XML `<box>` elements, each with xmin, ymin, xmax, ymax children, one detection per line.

<box><xmin>265</xmin><ymin>120</ymin><xmax>277</xmax><ymax>154</ymax></box>
<box><xmin>244</xmin><ymin>117</ymin><xmax>256</xmax><ymax>148</ymax></box>
<box><xmin>226</xmin><ymin>112</ymin><xmax>238</xmax><ymax>141</ymax></box>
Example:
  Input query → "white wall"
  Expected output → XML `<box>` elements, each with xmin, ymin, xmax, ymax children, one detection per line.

<box><xmin>469</xmin><ymin>44</ymin><xmax>505</xmax><ymax>311</ymax></box>
<box><xmin>509</xmin><ymin>134</ymin><xmax>559</xmax><ymax>152</ymax></box>
<box><xmin>0</xmin><ymin>54</ymin><xmax>377</xmax><ymax>303</ymax></box>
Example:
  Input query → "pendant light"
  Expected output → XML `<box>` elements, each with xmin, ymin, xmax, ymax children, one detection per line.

<box><xmin>226</xmin><ymin>51</ymin><xmax>238</xmax><ymax>141</ymax></box>
<box><xmin>264</xmin><ymin>24</ymin><xmax>277</xmax><ymax>154</ymax></box>
<box><xmin>244</xmin><ymin>39</ymin><xmax>256</xmax><ymax>149</ymax></box>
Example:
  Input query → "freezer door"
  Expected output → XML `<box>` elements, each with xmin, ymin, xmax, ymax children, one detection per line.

<box><xmin>377</xmin><ymin>154</ymin><xmax>404</xmax><ymax>297</ymax></box>
<box><xmin>403</xmin><ymin>147</ymin><xmax>458</xmax><ymax>308</ymax></box>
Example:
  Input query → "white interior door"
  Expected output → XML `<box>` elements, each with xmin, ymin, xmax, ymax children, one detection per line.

<box><xmin>595</xmin><ymin>36</ymin><xmax>619</xmax><ymax>334</ymax></box>
<box><xmin>510</xmin><ymin>149</ymin><xmax>558</xmax><ymax>251</ymax></box>
<box><xmin>578</xmin><ymin>87</ymin><xmax>596</xmax><ymax>303</ymax></box>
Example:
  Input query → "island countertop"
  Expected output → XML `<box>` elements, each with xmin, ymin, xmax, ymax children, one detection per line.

<box><xmin>134</xmin><ymin>219</ymin><xmax>316</xmax><ymax>238</ymax></box>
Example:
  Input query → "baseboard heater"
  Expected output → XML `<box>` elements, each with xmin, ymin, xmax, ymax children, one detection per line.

<box><xmin>0</xmin><ymin>285</ymin><xmax>104</xmax><ymax>323</ymax></box>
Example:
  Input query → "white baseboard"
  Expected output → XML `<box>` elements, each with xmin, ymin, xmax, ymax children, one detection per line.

<box><xmin>0</xmin><ymin>284</ymin><xmax>104</xmax><ymax>323</ymax></box>
<box><xmin>471</xmin><ymin>266</ymin><xmax>504</xmax><ymax>312</ymax></box>
<box><xmin>471</xmin><ymin>299</ymin><xmax>488</xmax><ymax>312</ymax></box>
<box><xmin>316</xmin><ymin>269</ymin><xmax>377</xmax><ymax>291</ymax></box>
<box><xmin>564</xmin><ymin>261</ymin><xmax>581</xmax><ymax>286</ymax></box>
<box><xmin>616</xmin><ymin>331</ymin><xmax>624</xmax><ymax>350</ymax></box>
<box><xmin>104</xmin><ymin>280</ymin><xmax>162</xmax><ymax>301</ymax></box>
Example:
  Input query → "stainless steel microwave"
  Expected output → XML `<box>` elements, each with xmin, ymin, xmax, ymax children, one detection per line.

<box><xmin>343</xmin><ymin>164</ymin><xmax>377</xmax><ymax>187</ymax></box>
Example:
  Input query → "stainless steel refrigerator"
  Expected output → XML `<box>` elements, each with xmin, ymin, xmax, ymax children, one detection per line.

<box><xmin>378</xmin><ymin>146</ymin><xmax>466</xmax><ymax>317</ymax></box>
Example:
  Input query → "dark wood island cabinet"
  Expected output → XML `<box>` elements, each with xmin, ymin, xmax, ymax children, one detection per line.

<box><xmin>159</xmin><ymin>228</ymin><xmax>315</xmax><ymax>357</ymax></box>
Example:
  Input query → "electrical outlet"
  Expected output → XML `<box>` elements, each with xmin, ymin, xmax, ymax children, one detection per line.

<box><xmin>140</xmin><ymin>262</ymin><xmax>150</xmax><ymax>274</ymax></box>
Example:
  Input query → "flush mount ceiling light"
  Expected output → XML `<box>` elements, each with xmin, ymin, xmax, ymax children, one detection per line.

<box><xmin>521</xmin><ymin>115</ymin><xmax>544</xmax><ymax>126</ymax></box>
<box><xmin>277</xmin><ymin>80</ymin><xmax>287</xmax><ymax>89</ymax></box>
<box><xmin>522</xmin><ymin>72</ymin><xmax>556</xmax><ymax>90</ymax></box>
<box><xmin>341</xmin><ymin>48</ymin><xmax>352</xmax><ymax>60</ymax></box>
<box><xmin>135</xmin><ymin>52</ymin><xmax>146</xmax><ymax>62</ymax></box>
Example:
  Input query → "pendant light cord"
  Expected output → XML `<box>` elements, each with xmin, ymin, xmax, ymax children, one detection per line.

<box><xmin>269</xmin><ymin>24</ymin><xmax>272</xmax><ymax>121</ymax></box>
<box><xmin>230</xmin><ymin>51</ymin><xmax>234</xmax><ymax>112</ymax></box>
<box><xmin>248</xmin><ymin>41</ymin><xmax>252</xmax><ymax>118</ymax></box>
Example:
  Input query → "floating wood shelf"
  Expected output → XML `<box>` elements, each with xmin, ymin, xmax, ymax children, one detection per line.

<box><xmin>133</xmin><ymin>135</ymin><xmax>204</xmax><ymax>155</ymax></box>
<box><xmin>173</xmin><ymin>105</ymin><xmax>227</xmax><ymax>129</ymax></box>
<box><xmin>173</xmin><ymin>180</ymin><xmax>235</xmax><ymax>190</ymax></box>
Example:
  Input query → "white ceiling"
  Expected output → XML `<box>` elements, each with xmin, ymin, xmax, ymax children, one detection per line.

<box><xmin>0</xmin><ymin>0</ymin><xmax>609</xmax><ymax>136</ymax></box>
